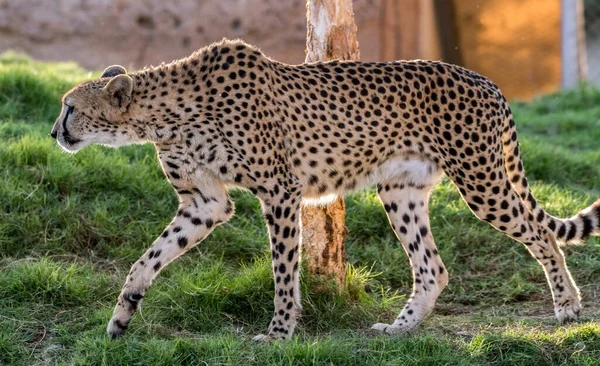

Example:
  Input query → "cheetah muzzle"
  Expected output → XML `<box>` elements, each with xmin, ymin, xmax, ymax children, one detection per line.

<box><xmin>51</xmin><ymin>39</ymin><xmax>600</xmax><ymax>341</ymax></box>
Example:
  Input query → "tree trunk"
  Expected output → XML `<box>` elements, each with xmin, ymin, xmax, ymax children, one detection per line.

<box><xmin>305</xmin><ymin>0</ymin><xmax>360</xmax><ymax>63</ymax></box>
<box><xmin>575</xmin><ymin>0</ymin><xmax>588</xmax><ymax>81</ymax></box>
<box><xmin>302</xmin><ymin>0</ymin><xmax>359</xmax><ymax>291</ymax></box>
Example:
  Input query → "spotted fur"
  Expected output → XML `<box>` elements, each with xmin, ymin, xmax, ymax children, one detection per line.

<box><xmin>51</xmin><ymin>39</ymin><xmax>600</xmax><ymax>340</ymax></box>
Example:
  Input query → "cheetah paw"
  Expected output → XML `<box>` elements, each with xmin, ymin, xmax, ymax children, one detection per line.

<box><xmin>106</xmin><ymin>318</ymin><xmax>129</xmax><ymax>339</ymax></box>
<box><xmin>370</xmin><ymin>322</ymin><xmax>409</xmax><ymax>335</ymax></box>
<box><xmin>252</xmin><ymin>333</ymin><xmax>272</xmax><ymax>342</ymax></box>
<box><xmin>555</xmin><ymin>301</ymin><xmax>582</xmax><ymax>324</ymax></box>
<box><xmin>252</xmin><ymin>333</ymin><xmax>288</xmax><ymax>342</ymax></box>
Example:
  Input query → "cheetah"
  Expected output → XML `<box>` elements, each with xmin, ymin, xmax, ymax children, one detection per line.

<box><xmin>51</xmin><ymin>39</ymin><xmax>600</xmax><ymax>341</ymax></box>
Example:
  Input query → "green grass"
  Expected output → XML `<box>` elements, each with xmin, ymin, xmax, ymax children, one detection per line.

<box><xmin>0</xmin><ymin>52</ymin><xmax>599</xmax><ymax>365</ymax></box>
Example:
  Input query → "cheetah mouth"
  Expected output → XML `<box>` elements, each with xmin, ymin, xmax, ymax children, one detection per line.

<box><xmin>57</xmin><ymin>135</ymin><xmax>83</xmax><ymax>153</ymax></box>
<box><xmin>62</xmin><ymin>133</ymin><xmax>81</xmax><ymax>146</ymax></box>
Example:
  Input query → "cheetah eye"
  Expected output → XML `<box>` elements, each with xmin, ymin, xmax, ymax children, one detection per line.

<box><xmin>63</xmin><ymin>104</ymin><xmax>75</xmax><ymax>119</ymax></box>
<box><xmin>62</xmin><ymin>104</ymin><xmax>75</xmax><ymax>126</ymax></box>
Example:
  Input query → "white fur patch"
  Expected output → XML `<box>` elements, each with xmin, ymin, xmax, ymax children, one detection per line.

<box><xmin>301</xmin><ymin>154</ymin><xmax>443</xmax><ymax>202</ymax></box>
<box><xmin>302</xmin><ymin>193</ymin><xmax>340</xmax><ymax>206</ymax></box>
<box><xmin>375</xmin><ymin>155</ymin><xmax>443</xmax><ymax>187</ymax></box>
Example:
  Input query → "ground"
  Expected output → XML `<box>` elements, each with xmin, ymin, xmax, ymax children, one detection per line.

<box><xmin>0</xmin><ymin>53</ymin><xmax>599</xmax><ymax>365</ymax></box>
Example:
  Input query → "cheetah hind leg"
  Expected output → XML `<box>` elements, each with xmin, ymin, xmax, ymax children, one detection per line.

<box><xmin>371</xmin><ymin>183</ymin><xmax>448</xmax><ymax>334</ymax></box>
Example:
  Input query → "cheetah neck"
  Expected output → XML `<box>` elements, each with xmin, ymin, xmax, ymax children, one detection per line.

<box><xmin>121</xmin><ymin>43</ymin><xmax>267</xmax><ymax>148</ymax></box>
<box><xmin>122</xmin><ymin>71</ymin><xmax>194</xmax><ymax>145</ymax></box>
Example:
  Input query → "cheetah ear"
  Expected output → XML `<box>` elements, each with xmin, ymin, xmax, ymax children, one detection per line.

<box><xmin>101</xmin><ymin>65</ymin><xmax>127</xmax><ymax>78</ymax></box>
<box><xmin>103</xmin><ymin>74</ymin><xmax>133</xmax><ymax>112</ymax></box>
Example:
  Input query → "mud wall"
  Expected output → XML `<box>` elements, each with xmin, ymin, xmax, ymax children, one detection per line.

<box><xmin>0</xmin><ymin>0</ymin><xmax>382</xmax><ymax>69</ymax></box>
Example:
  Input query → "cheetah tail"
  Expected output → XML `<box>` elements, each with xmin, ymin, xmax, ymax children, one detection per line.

<box><xmin>501</xmin><ymin>114</ymin><xmax>600</xmax><ymax>245</ymax></box>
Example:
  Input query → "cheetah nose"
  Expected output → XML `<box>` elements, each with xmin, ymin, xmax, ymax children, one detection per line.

<box><xmin>50</xmin><ymin>129</ymin><xmax>57</xmax><ymax>139</ymax></box>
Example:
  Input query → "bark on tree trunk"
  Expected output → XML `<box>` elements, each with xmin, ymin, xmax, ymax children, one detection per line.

<box><xmin>302</xmin><ymin>0</ymin><xmax>360</xmax><ymax>291</ymax></box>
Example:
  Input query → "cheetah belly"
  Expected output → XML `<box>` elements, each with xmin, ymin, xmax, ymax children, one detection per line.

<box><xmin>300</xmin><ymin>154</ymin><xmax>443</xmax><ymax>201</ymax></box>
<box><xmin>374</xmin><ymin>154</ymin><xmax>444</xmax><ymax>187</ymax></box>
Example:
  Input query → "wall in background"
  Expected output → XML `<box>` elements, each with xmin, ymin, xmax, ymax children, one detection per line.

<box><xmin>1</xmin><ymin>0</ymin><xmax>589</xmax><ymax>100</ymax></box>
<box><xmin>454</xmin><ymin>0</ymin><xmax>562</xmax><ymax>100</ymax></box>
<box><xmin>0</xmin><ymin>0</ymin><xmax>382</xmax><ymax>69</ymax></box>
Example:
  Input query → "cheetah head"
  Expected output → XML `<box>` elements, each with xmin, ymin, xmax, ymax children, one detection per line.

<box><xmin>51</xmin><ymin>65</ymin><xmax>135</xmax><ymax>153</ymax></box>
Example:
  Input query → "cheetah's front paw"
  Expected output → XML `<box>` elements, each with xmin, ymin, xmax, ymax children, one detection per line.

<box><xmin>555</xmin><ymin>298</ymin><xmax>582</xmax><ymax>324</ymax></box>
<box><xmin>370</xmin><ymin>322</ymin><xmax>412</xmax><ymax>334</ymax></box>
<box><xmin>252</xmin><ymin>333</ymin><xmax>289</xmax><ymax>342</ymax></box>
<box><xmin>107</xmin><ymin>317</ymin><xmax>130</xmax><ymax>338</ymax></box>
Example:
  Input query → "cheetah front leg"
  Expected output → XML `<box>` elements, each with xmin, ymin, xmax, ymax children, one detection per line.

<box><xmin>371</xmin><ymin>183</ymin><xmax>449</xmax><ymax>334</ymax></box>
<box><xmin>253</xmin><ymin>189</ymin><xmax>302</xmax><ymax>341</ymax></box>
<box><xmin>107</xmin><ymin>185</ymin><xmax>234</xmax><ymax>338</ymax></box>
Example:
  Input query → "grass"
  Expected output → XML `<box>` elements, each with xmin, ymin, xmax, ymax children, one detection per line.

<box><xmin>0</xmin><ymin>52</ymin><xmax>599</xmax><ymax>365</ymax></box>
